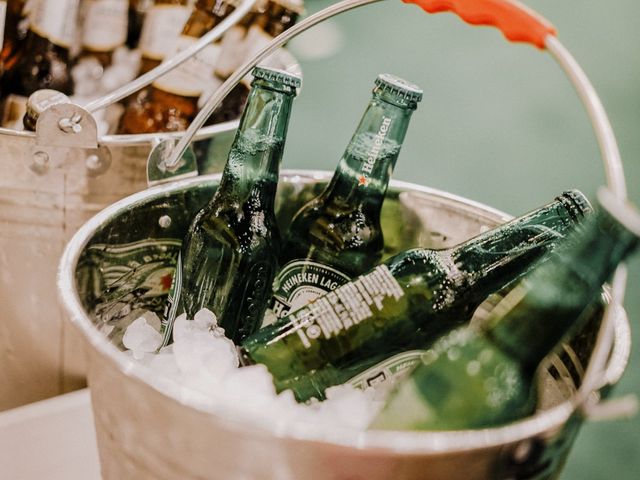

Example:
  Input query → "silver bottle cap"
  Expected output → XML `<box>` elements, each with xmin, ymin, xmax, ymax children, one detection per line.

<box><xmin>375</xmin><ymin>74</ymin><xmax>423</xmax><ymax>103</ymax></box>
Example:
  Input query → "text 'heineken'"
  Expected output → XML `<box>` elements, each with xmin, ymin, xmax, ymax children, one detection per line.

<box><xmin>162</xmin><ymin>66</ymin><xmax>301</xmax><ymax>345</ymax></box>
<box><xmin>372</xmin><ymin>188</ymin><xmax>640</xmax><ymax>431</ymax></box>
<box><xmin>264</xmin><ymin>74</ymin><xmax>423</xmax><ymax>326</ymax></box>
<box><xmin>239</xmin><ymin>191</ymin><xmax>591</xmax><ymax>401</ymax></box>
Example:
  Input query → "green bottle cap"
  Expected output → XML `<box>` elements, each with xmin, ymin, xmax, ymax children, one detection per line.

<box><xmin>556</xmin><ymin>190</ymin><xmax>593</xmax><ymax>222</ymax></box>
<box><xmin>374</xmin><ymin>74</ymin><xmax>423</xmax><ymax>103</ymax></box>
<box><xmin>252</xmin><ymin>66</ymin><xmax>302</xmax><ymax>89</ymax></box>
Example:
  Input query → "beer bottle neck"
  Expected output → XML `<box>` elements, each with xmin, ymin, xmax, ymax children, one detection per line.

<box><xmin>323</xmin><ymin>93</ymin><xmax>415</xmax><ymax>212</ymax></box>
<box><xmin>184</xmin><ymin>0</ymin><xmax>236</xmax><ymax>37</ymax></box>
<box><xmin>219</xmin><ymin>78</ymin><xmax>296</xmax><ymax>202</ymax></box>
<box><xmin>447</xmin><ymin>191</ymin><xmax>591</xmax><ymax>304</ymax></box>
<box><xmin>485</xmin><ymin>204</ymin><xmax>638</xmax><ymax>370</ymax></box>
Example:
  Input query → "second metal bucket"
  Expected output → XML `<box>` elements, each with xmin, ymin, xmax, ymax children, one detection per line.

<box><xmin>0</xmin><ymin>0</ymin><xmax>268</xmax><ymax>410</ymax></box>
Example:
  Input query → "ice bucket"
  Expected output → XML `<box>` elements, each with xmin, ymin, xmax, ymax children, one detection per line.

<box><xmin>0</xmin><ymin>0</ymin><xmax>276</xmax><ymax>410</ymax></box>
<box><xmin>57</xmin><ymin>170</ymin><xmax>631</xmax><ymax>479</ymax></box>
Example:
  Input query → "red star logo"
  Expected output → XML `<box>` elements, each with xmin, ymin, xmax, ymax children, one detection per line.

<box><xmin>160</xmin><ymin>273</ymin><xmax>173</xmax><ymax>291</ymax></box>
<box><xmin>358</xmin><ymin>175</ymin><xmax>367</xmax><ymax>187</ymax></box>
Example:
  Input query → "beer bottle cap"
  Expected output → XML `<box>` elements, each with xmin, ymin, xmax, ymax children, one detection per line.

<box><xmin>556</xmin><ymin>190</ymin><xmax>593</xmax><ymax>222</ymax></box>
<box><xmin>24</xmin><ymin>89</ymin><xmax>72</xmax><ymax>131</ymax></box>
<box><xmin>252</xmin><ymin>66</ymin><xmax>302</xmax><ymax>89</ymax></box>
<box><xmin>374</xmin><ymin>74</ymin><xmax>423</xmax><ymax>103</ymax></box>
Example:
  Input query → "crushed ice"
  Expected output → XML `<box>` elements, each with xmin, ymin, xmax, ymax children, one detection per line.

<box><xmin>122</xmin><ymin>308</ymin><xmax>385</xmax><ymax>432</ymax></box>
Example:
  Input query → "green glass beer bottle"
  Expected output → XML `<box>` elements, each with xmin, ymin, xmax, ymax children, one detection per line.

<box><xmin>263</xmin><ymin>74</ymin><xmax>423</xmax><ymax>326</ymax></box>
<box><xmin>239</xmin><ymin>190</ymin><xmax>591</xmax><ymax>401</ymax></box>
<box><xmin>161</xmin><ymin>66</ymin><xmax>301</xmax><ymax>345</ymax></box>
<box><xmin>372</xmin><ymin>188</ymin><xmax>640</xmax><ymax>431</ymax></box>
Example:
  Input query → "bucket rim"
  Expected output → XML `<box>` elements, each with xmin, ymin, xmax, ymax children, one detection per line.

<box><xmin>0</xmin><ymin>120</ymin><xmax>238</xmax><ymax>147</ymax></box>
<box><xmin>57</xmin><ymin>170</ymin><xmax>628</xmax><ymax>454</ymax></box>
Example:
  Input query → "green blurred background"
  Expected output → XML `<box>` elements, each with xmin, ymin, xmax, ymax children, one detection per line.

<box><xmin>281</xmin><ymin>0</ymin><xmax>639</xmax><ymax>478</ymax></box>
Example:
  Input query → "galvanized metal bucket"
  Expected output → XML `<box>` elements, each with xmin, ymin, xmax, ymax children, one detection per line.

<box><xmin>58</xmin><ymin>171</ymin><xmax>631</xmax><ymax>480</ymax></box>
<box><xmin>56</xmin><ymin>0</ymin><xmax>634</xmax><ymax>478</ymax></box>
<box><xmin>0</xmin><ymin>0</ymin><xmax>280</xmax><ymax>410</ymax></box>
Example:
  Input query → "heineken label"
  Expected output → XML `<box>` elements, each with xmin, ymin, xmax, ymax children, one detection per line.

<box><xmin>348</xmin><ymin>350</ymin><xmax>425</xmax><ymax>390</ymax></box>
<box><xmin>153</xmin><ymin>34</ymin><xmax>222</xmax><ymax>97</ymax></box>
<box><xmin>161</xmin><ymin>251</ymin><xmax>183</xmax><ymax>347</ymax></box>
<box><xmin>264</xmin><ymin>260</ymin><xmax>350</xmax><ymax>326</ymax></box>
<box><xmin>30</xmin><ymin>0</ymin><xmax>79</xmax><ymax>48</ymax></box>
<box><xmin>139</xmin><ymin>5</ymin><xmax>190</xmax><ymax>60</ymax></box>
<box><xmin>81</xmin><ymin>0</ymin><xmax>128</xmax><ymax>51</ymax></box>
<box><xmin>290</xmin><ymin>265</ymin><xmax>405</xmax><ymax>349</ymax></box>
<box><xmin>82</xmin><ymin>238</ymin><xmax>181</xmax><ymax>343</ymax></box>
<box><xmin>359</xmin><ymin>116</ymin><xmax>391</xmax><ymax>186</ymax></box>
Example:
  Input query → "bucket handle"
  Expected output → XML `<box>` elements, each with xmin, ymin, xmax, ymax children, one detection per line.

<box><xmin>405</xmin><ymin>0</ymin><xmax>556</xmax><ymax>49</ymax></box>
<box><xmin>162</xmin><ymin>0</ymin><xmax>627</xmax><ymax>199</ymax></box>
<box><xmin>155</xmin><ymin>0</ymin><xmax>631</xmax><ymax>416</ymax></box>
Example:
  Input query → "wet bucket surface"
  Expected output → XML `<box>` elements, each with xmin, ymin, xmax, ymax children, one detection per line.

<box><xmin>58</xmin><ymin>171</ymin><xmax>629</xmax><ymax>480</ymax></box>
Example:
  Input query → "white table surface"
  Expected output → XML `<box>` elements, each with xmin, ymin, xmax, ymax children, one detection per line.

<box><xmin>0</xmin><ymin>389</ymin><xmax>101</xmax><ymax>480</ymax></box>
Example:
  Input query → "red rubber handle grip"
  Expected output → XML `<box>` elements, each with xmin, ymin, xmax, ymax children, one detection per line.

<box><xmin>404</xmin><ymin>0</ymin><xmax>556</xmax><ymax>49</ymax></box>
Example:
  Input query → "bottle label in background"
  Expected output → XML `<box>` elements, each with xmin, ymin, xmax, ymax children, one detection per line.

<box><xmin>82</xmin><ymin>0</ymin><xmax>128</xmax><ymax>51</ymax></box>
<box><xmin>242</xmin><ymin>25</ymin><xmax>289</xmax><ymax>70</ymax></box>
<box><xmin>139</xmin><ymin>5</ymin><xmax>190</xmax><ymax>60</ymax></box>
<box><xmin>153</xmin><ymin>35</ymin><xmax>222</xmax><ymax>97</ymax></box>
<box><xmin>30</xmin><ymin>0</ymin><xmax>79</xmax><ymax>48</ymax></box>
<box><xmin>1</xmin><ymin>94</ymin><xmax>27</xmax><ymax>129</ymax></box>
<box><xmin>263</xmin><ymin>260</ymin><xmax>351</xmax><ymax>326</ymax></box>
<box><xmin>287</xmin><ymin>265</ymin><xmax>405</xmax><ymax>349</ymax></box>
<box><xmin>348</xmin><ymin>350</ymin><xmax>425</xmax><ymax>390</ymax></box>
<box><xmin>214</xmin><ymin>25</ymin><xmax>247</xmax><ymax>79</ymax></box>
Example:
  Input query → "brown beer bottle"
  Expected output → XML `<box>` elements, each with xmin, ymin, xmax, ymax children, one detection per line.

<box><xmin>126</xmin><ymin>0</ymin><xmax>153</xmax><ymax>50</ymax></box>
<box><xmin>1</xmin><ymin>0</ymin><xmax>29</xmax><ymax>74</ymax></box>
<box><xmin>207</xmin><ymin>0</ymin><xmax>267</xmax><ymax>124</ymax></box>
<box><xmin>1</xmin><ymin>0</ymin><xmax>79</xmax><ymax>128</ymax></box>
<box><xmin>78</xmin><ymin>0</ymin><xmax>130</xmax><ymax>68</ymax></box>
<box><xmin>118</xmin><ymin>0</ymin><xmax>237</xmax><ymax>134</ymax></box>
<box><xmin>136</xmin><ymin>0</ymin><xmax>191</xmax><ymax>76</ymax></box>
<box><xmin>267</xmin><ymin>0</ymin><xmax>303</xmax><ymax>39</ymax></box>
<box><xmin>208</xmin><ymin>0</ymin><xmax>302</xmax><ymax>124</ymax></box>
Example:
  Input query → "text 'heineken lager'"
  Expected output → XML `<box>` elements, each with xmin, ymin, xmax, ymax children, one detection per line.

<box><xmin>263</xmin><ymin>74</ymin><xmax>423</xmax><ymax>326</ymax></box>
<box><xmin>372</xmin><ymin>188</ymin><xmax>639</xmax><ymax>431</ymax></box>
<box><xmin>239</xmin><ymin>191</ymin><xmax>591</xmax><ymax>401</ymax></box>
<box><xmin>161</xmin><ymin>66</ymin><xmax>301</xmax><ymax>345</ymax></box>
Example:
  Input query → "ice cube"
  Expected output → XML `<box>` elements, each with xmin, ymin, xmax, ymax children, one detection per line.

<box><xmin>122</xmin><ymin>315</ymin><xmax>163</xmax><ymax>359</ymax></box>
<box><xmin>194</xmin><ymin>308</ymin><xmax>217</xmax><ymax>330</ymax></box>
<box><xmin>319</xmin><ymin>385</ymin><xmax>381</xmax><ymax>430</ymax></box>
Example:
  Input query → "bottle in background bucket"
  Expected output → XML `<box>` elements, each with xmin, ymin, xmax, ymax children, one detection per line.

<box><xmin>118</xmin><ymin>0</ymin><xmax>238</xmax><ymax>134</ymax></box>
<box><xmin>78</xmin><ymin>0</ymin><xmax>129</xmax><ymax>68</ymax></box>
<box><xmin>207</xmin><ymin>0</ymin><xmax>304</xmax><ymax>124</ymax></box>
<box><xmin>161</xmin><ymin>66</ymin><xmax>301</xmax><ymax>345</ymax></box>
<box><xmin>0</xmin><ymin>0</ymin><xmax>79</xmax><ymax>128</ymax></box>
<box><xmin>135</xmin><ymin>0</ymin><xmax>191</xmax><ymax>76</ymax></box>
